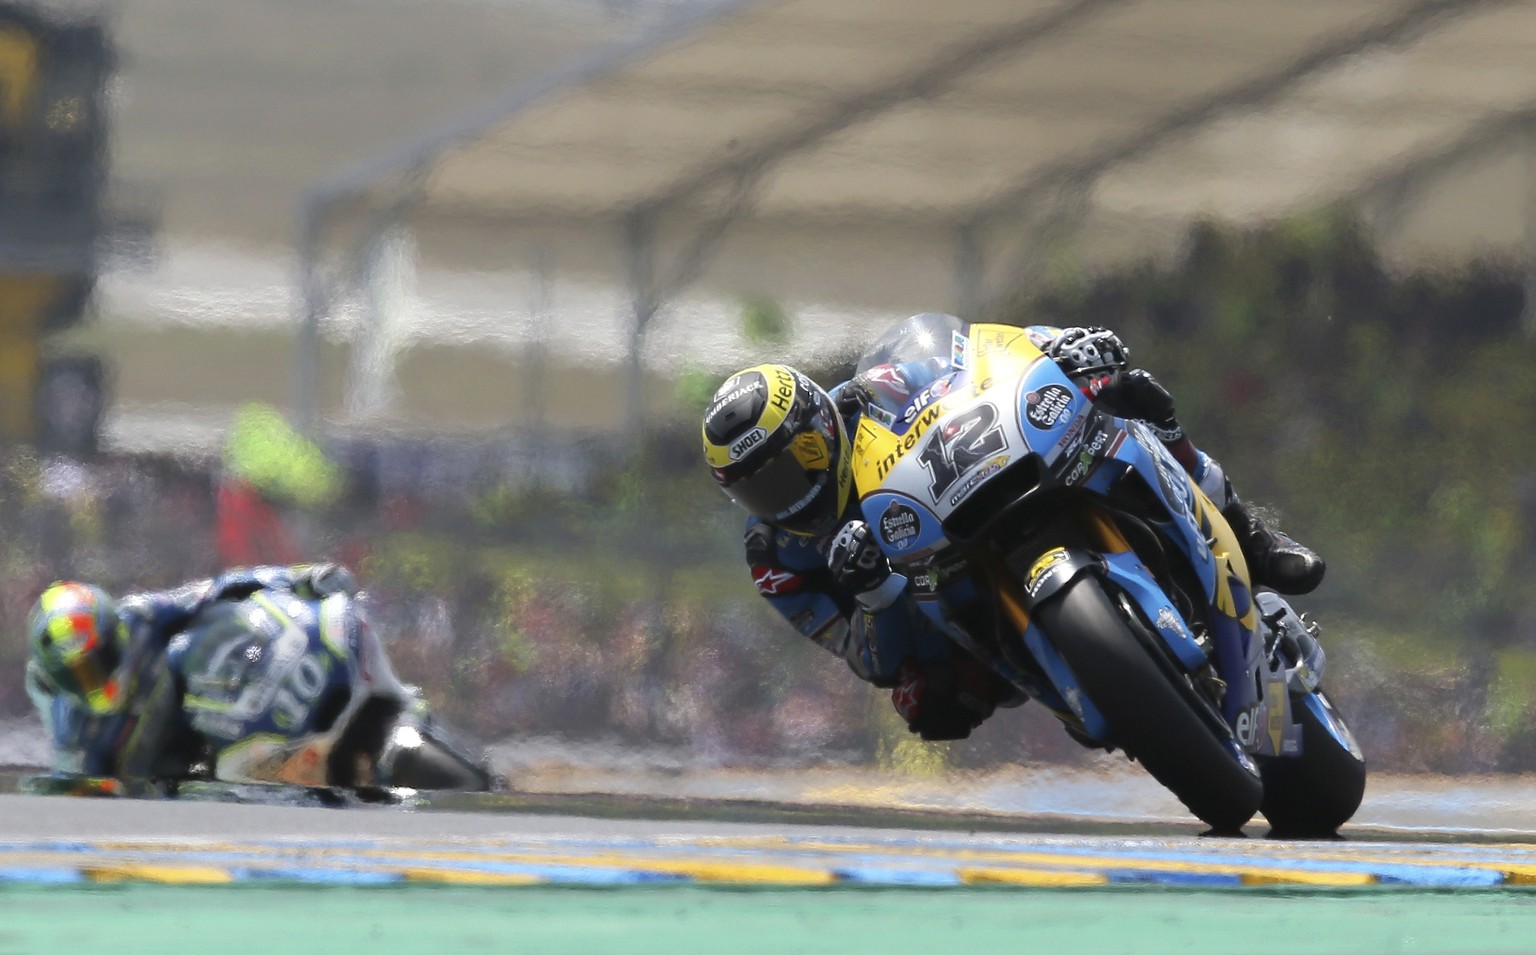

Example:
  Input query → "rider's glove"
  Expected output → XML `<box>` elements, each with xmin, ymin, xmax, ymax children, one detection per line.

<box><xmin>298</xmin><ymin>563</ymin><xmax>358</xmax><ymax>600</ymax></box>
<box><xmin>1046</xmin><ymin>326</ymin><xmax>1130</xmax><ymax>378</ymax></box>
<box><xmin>890</xmin><ymin>658</ymin><xmax>1003</xmax><ymax>741</ymax></box>
<box><xmin>1092</xmin><ymin>368</ymin><xmax>1183</xmax><ymax>444</ymax></box>
<box><xmin>827</xmin><ymin>520</ymin><xmax>904</xmax><ymax>611</ymax></box>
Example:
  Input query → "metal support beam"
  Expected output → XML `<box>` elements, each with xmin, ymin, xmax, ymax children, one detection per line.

<box><xmin>622</xmin><ymin>211</ymin><xmax>660</xmax><ymax>442</ymax></box>
<box><xmin>1524</xmin><ymin>122</ymin><xmax>1536</xmax><ymax>338</ymax></box>
<box><xmin>292</xmin><ymin>165</ymin><xmax>433</xmax><ymax>435</ymax></box>
<box><xmin>953</xmin><ymin>223</ymin><xmax>983</xmax><ymax>321</ymax></box>
<box><xmin>965</xmin><ymin>181</ymin><xmax>1093</xmax><ymax>321</ymax></box>
<box><xmin>294</xmin><ymin>200</ymin><xmax>328</xmax><ymax>435</ymax></box>
<box><xmin>618</xmin><ymin>171</ymin><xmax>767</xmax><ymax>440</ymax></box>
<box><xmin>525</xmin><ymin>245</ymin><xmax>553</xmax><ymax>434</ymax></box>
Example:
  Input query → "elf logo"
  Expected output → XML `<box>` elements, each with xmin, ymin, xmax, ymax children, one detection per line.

<box><xmin>1234</xmin><ymin>704</ymin><xmax>1262</xmax><ymax>747</ymax></box>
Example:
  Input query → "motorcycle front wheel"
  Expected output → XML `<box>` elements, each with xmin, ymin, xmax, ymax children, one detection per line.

<box><xmin>1259</xmin><ymin>689</ymin><xmax>1367</xmax><ymax>838</ymax></box>
<box><xmin>1034</xmin><ymin>574</ymin><xmax>1264</xmax><ymax>833</ymax></box>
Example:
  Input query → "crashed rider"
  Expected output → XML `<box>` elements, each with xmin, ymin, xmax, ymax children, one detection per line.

<box><xmin>24</xmin><ymin>563</ymin><xmax>358</xmax><ymax>778</ymax></box>
<box><xmin>700</xmin><ymin>313</ymin><xmax>1325</xmax><ymax>742</ymax></box>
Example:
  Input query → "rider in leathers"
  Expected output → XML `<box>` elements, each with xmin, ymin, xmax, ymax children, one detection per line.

<box><xmin>701</xmin><ymin>316</ymin><xmax>1325</xmax><ymax>742</ymax></box>
<box><xmin>24</xmin><ymin>563</ymin><xmax>358</xmax><ymax>777</ymax></box>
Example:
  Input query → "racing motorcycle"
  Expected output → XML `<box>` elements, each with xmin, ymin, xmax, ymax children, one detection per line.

<box><xmin>849</xmin><ymin>316</ymin><xmax>1365</xmax><ymax>835</ymax></box>
<box><xmin>33</xmin><ymin>590</ymin><xmax>495</xmax><ymax>800</ymax></box>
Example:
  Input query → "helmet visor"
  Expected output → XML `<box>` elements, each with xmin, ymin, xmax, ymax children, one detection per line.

<box><xmin>40</xmin><ymin>624</ymin><xmax>123</xmax><ymax>715</ymax></box>
<box><xmin>721</xmin><ymin>448</ymin><xmax>834</xmax><ymax>534</ymax></box>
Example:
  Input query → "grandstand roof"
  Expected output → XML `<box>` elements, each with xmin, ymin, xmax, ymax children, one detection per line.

<box><xmin>292</xmin><ymin>0</ymin><xmax>1536</xmax><ymax>431</ymax></box>
<box><xmin>311</xmin><ymin>0</ymin><xmax>1535</xmax><ymax>250</ymax></box>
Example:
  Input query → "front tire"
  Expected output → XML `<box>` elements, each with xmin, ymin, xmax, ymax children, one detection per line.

<box><xmin>1260</xmin><ymin>690</ymin><xmax>1367</xmax><ymax>838</ymax></box>
<box><xmin>1035</xmin><ymin>575</ymin><xmax>1264</xmax><ymax>833</ymax></box>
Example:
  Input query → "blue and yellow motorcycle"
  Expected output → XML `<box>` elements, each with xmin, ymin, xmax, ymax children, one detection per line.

<box><xmin>849</xmin><ymin>317</ymin><xmax>1365</xmax><ymax>835</ymax></box>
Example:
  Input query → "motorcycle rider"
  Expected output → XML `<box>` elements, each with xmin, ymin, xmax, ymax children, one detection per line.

<box><xmin>24</xmin><ymin>563</ymin><xmax>359</xmax><ymax>778</ymax></box>
<box><xmin>701</xmin><ymin>313</ymin><xmax>1325</xmax><ymax>742</ymax></box>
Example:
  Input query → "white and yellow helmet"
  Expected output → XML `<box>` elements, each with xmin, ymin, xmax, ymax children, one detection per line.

<box><xmin>702</xmin><ymin>364</ymin><xmax>852</xmax><ymax>536</ymax></box>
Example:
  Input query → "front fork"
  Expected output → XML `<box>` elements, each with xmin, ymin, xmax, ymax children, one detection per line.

<box><xmin>920</xmin><ymin>500</ymin><xmax>1310</xmax><ymax>757</ymax></box>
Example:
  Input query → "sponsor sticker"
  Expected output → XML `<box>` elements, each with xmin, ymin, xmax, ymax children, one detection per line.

<box><xmin>874</xmin><ymin>403</ymin><xmax>945</xmax><ymax>480</ymax></box>
<box><xmin>1235</xmin><ymin>706</ymin><xmax>1260</xmax><ymax>747</ymax></box>
<box><xmin>901</xmin><ymin>376</ymin><xmax>953</xmax><ymax>425</ymax></box>
<box><xmin>728</xmin><ymin>427</ymin><xmax>768</xmax><ymax>461</ymax></box>
<box><xmin>1025</xmin><ymin>548</ymin><xmax>1071</xmax><ymax>600</ymax></box>
<box><xmin>1024</xmin><ymin>383</ymin><xmax>1074</xmax><ymax>430</ymax></box>
<box><xmin>790</xmin><ymin>431</ymin><xmax>829</xmax><ymax>469</ymax></box>
<box><xmin>1155</xmin><ymin>606</ymin><xmax>1188</xmax><ymax>639</ymax></box>
<box><xmin>878</xmin><ymin>501</ymin><xmax>922</xmax><ymax>551</ymax></box>
<box><xmin>1025</xmin><ymin>325</ymin><xmax>1063</xmax><ymax>349</ymax></box>
<box><xmin>946</xmin><ymin>453</ymin><xmax>1010</xmax><ymax>507</ymax></box>
<box><xmin>707</xmin><ymin>376</ymin><xmax>762</xmax><ymax>416</ymax></box>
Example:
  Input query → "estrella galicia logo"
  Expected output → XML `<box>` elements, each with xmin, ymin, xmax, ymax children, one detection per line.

<box><xmin>878</xmin><ymin>501</ymin><xmax>921</xmax><ymax>551</ymax></box>
<box><xmin>1024</xmin><ymin>383</ymin><xmax>1073</xmax><ymax>430</ymax></box>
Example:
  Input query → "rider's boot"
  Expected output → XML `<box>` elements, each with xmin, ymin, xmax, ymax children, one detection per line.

<box><xmin>1197</xmin><ymin>456</ymin><xmax>1326</xmax><ymax>596</ymax></box>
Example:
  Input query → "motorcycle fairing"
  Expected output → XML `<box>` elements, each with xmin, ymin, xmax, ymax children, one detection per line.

<box><xmin>852</xmin><ymin>322</ymin><xmax>1304</xmax><ymax>759</ymax></box>
<box><xmin>1300</xmin><ymin>688</ymin><xmax>1364</xmax><ymax>759</ymax></box>
<box><xmin>862</xmin><ymin>490</ymin><xmax>947</xmax><ymax>560</ymax></box>
<box><xmin>215</xmin><ymin>731</ymin><xmax>332</xmax><ymax>787</ymax></box>
<box><xmin>1084</xmin><ymin>413</ymin><xmax>1273</xmax><ymax>726</ymax></box>
<box><xmin>852</xmin><ymin>324</ymin><xmax>1080</xmax><ymax>536</ymax></box>
<box><xmin>171</xmin><ymin>593</ymin><xmax>368</xmax><ymax>784</ymax></box>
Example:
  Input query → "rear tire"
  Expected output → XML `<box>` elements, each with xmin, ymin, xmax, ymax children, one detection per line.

<box><xmin>1035</xmin><ymin>575</ymin><xmax>1264</xmax><ymax>833</ymax></box>
<box><xmin>388</xmin><ymin>736</ymin><xmax>495</xmax><ymax>792</ymax></box>
<box><xmin>1260</xmin><ymin>690</ymin><xmax>1367</xmax><ymax>838</ymax></box>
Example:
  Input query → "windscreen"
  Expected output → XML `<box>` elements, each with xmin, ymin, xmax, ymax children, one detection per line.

<box><xmin>855</xmin><ymin>312</ymin><xmax>966</xmax><ymax>375</ymax></box>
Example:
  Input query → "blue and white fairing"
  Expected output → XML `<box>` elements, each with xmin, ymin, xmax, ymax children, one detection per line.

<box><xmin>168</xmin><ymin>592</ymin><xmax>360</xmax><ymax>746</ymax></box>
<box><xmin>853</xmin><ymin>330</ymin><xmax>1282</xmax><ymax>753</ymax></box>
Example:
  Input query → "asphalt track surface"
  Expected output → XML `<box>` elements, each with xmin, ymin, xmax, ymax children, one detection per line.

<box><xmin>7</xmin><ymin>790</ymin><xmax>1536</xmax><ymax>954</ymax></box>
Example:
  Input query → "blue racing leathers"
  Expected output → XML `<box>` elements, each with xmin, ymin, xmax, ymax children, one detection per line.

<box><xmin>743</xmin><ymin>516</ymin><xmax>954</xmax><ymax>689</ymax></box>
<box><xmin>26</xmin><ymin>563</ymin><xmax>357</xmax><ymax>777</ymax></box>
<box><xmin>744</xmin><ymin>479</ymin><xmax>1021</xmax><ymax>740</ymax></box>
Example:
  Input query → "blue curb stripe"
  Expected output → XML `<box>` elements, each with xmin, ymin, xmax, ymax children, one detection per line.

<box><xmin>0</xmin><ymin>867</ymin><xmax>86</xmax><ymax>884</ymax></box>
<box><xmin>834</xmin><ymin>867</ymin><xmax>964</xmax><ymax>887</ymax></box>
<box><xmin>228</xmin><ymin>867</ymin><xmax>403</xmax><ymax>885</ymax></box>
<box><xmin>1374</xmin><ymin>867</ymin><xmax>1507</xmax><ymax>888</ymax></box>
<box><xmin>1108</xmin><ymin>869</ymin><xmax>1243</xmax><ymax>887</ymax></box>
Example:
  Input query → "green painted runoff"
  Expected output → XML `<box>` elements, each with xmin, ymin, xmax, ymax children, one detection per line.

<box><xmin>5</xmin><ymin>886</ymin><xmax>1536</xmax><ymax>955</ymax></box>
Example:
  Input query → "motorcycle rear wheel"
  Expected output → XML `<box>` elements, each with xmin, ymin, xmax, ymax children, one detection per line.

<box><xmin>1259</xmin><ymin>689</ymin><xmax>1367</xmax><ymax>838</ymax></box>
<box><xmin>386</xmin><ymin>735</ymin><xmax>496</xmax><ymax>792</ymax></box>
<box><xmin>1035</xmin><ymin>574</ymin><xmax>1264</xmax><ymax>833</ymax></box>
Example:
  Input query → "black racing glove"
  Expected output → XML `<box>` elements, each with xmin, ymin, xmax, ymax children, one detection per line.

<box><xmin>1046</xmin><ymin>326</ymin><xmax>1130</xmax><ymax>378</ymax></box>
<box><xmin>1091</xmin><ymin>368</ymin><xmax>1183</xmax><ymax>443</ymax></box>
<box><xmin>299</xmin><ymin>563</ymin><xmax>358</xmax><ymax>600</ymax></box>
<box><xmin>890</xmin><ymin>658</ymin><xmax>1004</xmax><ymax>741</ymax></box>
<box><xmin>827</xmin><ymin>520</ymin><xmax>902</xmax><ymax>611</ymax></box>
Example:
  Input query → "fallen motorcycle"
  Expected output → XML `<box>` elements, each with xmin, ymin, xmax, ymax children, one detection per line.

<box><xmin>31</xmin><ymin>589</ymin><xmax>496</xmax><ymax>799</ymax></box>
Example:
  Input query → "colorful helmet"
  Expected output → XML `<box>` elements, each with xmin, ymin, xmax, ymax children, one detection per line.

<box><xmin>702</xmin><ymin>364</ymin><xmax>852</xmax><ymax>537</ymax></box>
<box><xmin>26</xmin><ymin>582</ymin><xmax>127</xmax><ymax>715</ymax></box>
